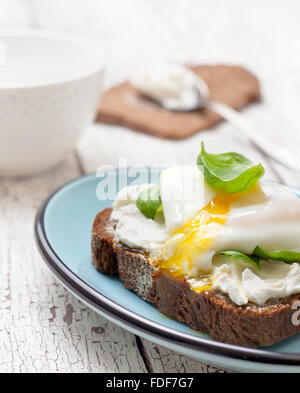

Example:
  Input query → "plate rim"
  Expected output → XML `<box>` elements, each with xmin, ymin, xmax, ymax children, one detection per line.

<box><xmin>34</xmin><ymin>172</ymin><xmax>300</xmax><ymax>367</ymax></box>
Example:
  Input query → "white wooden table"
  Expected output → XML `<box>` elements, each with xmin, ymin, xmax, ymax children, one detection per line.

<box><xmin>1</xmin><ymin>0</ymin><xmax>300</xmax><ymax>373</ymax></box>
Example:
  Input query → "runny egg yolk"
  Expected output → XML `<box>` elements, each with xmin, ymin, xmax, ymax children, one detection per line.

<box><xmin>157</xmin><ymin>186</ymin><xmax>261</xmax><ymax>293</ymax></box>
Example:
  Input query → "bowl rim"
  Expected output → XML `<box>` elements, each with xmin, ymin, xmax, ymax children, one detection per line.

<box><xmin>0</xmin><ymin>28</ymin><xmax>106</xmax><ymax>89</ymax></box>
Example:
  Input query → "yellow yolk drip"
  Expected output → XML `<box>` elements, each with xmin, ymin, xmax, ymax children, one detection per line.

<box><xmin>159</xmin><ymin>192</ymin><xmax>232</xmax><ymax>275</ymax></box>
<box><xmin>156</xmin><ymin>184</ymin><xmax>263</xmax><ymax>293</ymax></box>
<box><xmin>190</xmin><ymin>278</ymin><xmax>213</xmax><ymax>293</ymax></box>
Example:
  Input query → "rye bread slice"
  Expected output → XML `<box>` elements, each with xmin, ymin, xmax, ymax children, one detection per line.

<box><xmin>97</xmin><ymin>65</ymin><xmax>260</xmax><ymax>139</ymax></box>
<box><xmin>92</xmin><ymin>208</ymin><xmax>300</xmax><ymax>348</ymax></box>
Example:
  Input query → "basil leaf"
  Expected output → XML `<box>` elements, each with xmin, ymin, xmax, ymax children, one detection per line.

<box><xmin>253</xmin><ymin>246</ymin><xmax>300</xmax><ymax>264</ymax></box>
<box><xmin>154</xmin><ymin>203</ymin><xmax>165</xmax><ymax>223</ymax></box>
<box><xmin>197</xmin><ymin>142</ymin><xmax>265</xmax><ymax>193</ymax></box>
<box><xmin>215</xmin><ymin>247</ymin><xmax>300</xmax><ymax>270</ymax></box>
<box><xmin>215</xmin><ymin>250</ymin><xmax>261</xmax><ymax>270</ymax></box>
<box><xmin>136</xmin><ymin>185</ymin><xmax>162</xmax><ymax>219</ymax></box>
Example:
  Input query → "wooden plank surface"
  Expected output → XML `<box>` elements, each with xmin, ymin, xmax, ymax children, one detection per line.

<box><xmin>137</xmin><ymin>340</ymin><xmax>228</xmax><ymax>373</ymax></box>
<box><xmin>0</xmin><ymin>154</ymin><xmax>147</xmax><ymax>372</ymax></box>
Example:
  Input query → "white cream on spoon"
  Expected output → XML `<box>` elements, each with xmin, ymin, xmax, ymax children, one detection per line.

<box><xmin>130</xmin><ymin>62</ymin><xmax>202</xmax><ymax>110</ymax></box>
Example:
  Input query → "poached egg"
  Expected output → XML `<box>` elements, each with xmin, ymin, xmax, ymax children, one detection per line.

<box><xmin>112</xmin><ymin>165</ymin><xmax>300</xmax><ymax>305</ymax></box>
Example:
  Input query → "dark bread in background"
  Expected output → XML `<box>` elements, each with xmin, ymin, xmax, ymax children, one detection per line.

<box><xmin>92</xmin><ymin>208</ymin><xmax>300</xmax><ymax>348</ymax></box>
<box><xmin>97</xmin><ymin>65</ymin><xmax>260</xmax><ymax>139</ymax></box>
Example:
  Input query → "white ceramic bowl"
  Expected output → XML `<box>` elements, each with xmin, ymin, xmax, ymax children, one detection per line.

<box><xmin>0</xmin><ymin>29</ymin><xmax>105</xmax><ymax>177</ymax></box>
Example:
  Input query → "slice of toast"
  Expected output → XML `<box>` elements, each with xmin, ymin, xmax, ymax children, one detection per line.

<box><xmin>92</xmin><ymin>208</ymin><xmax>300</xmax><ymax>348</ymax></box>
<box><xmin>97</xmin><ymin>65</ymin><xmax>260</xmax><ymax>139</ymax></box>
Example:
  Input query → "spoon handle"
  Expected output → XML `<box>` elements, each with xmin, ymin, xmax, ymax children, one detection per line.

<box><xmin>206</xmin><ymin>100</ymin><xmax>300</xmax><ymax>173</ymax></box>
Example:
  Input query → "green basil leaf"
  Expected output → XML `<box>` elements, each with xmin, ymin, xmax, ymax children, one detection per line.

<box><xmin>197</xmin><ymin>142</ymin><xmax>265</xmax><ymax>193</ymax></box>
<box><xmin>253</xmin><ymin>246</ymin><xmax>300</xmax><ymax>264</ymax></box>
<box><xmin>154</xmin><ymin>203</ymin><xmax>165</xmax><ymax>223</ymax></box>
<box><xmin>136</xmin><ymin>185</ymin><xmax>162</xmax><ymax>219</ymax></box>
<box><xmin>215</xmin><ymin>250</ymin><xmax>261</xmax><ymax>270</ymax></box>
<box><xmin>215</xmin><ymin>247</ymin><xmax>300</xmax><ymax>270</ymax></box>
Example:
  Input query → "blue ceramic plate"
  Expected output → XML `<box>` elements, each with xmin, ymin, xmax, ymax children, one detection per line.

<box><xmin>34</xmin><ymin>169</ymin><xmax>300</xmax><ymax>373</ymax></box>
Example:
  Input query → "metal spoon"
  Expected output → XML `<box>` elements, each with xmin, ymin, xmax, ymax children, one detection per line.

<box><xmin>160</xmin><ymin>72</ymin><xmax>300</xmax><ymax>173</ymax></box>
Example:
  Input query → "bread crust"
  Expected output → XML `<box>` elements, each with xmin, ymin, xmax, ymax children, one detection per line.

<box><xmin>92</xmin><ymin>208</ymin><xmax>300</xmax><ymax>348</ymax></box>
